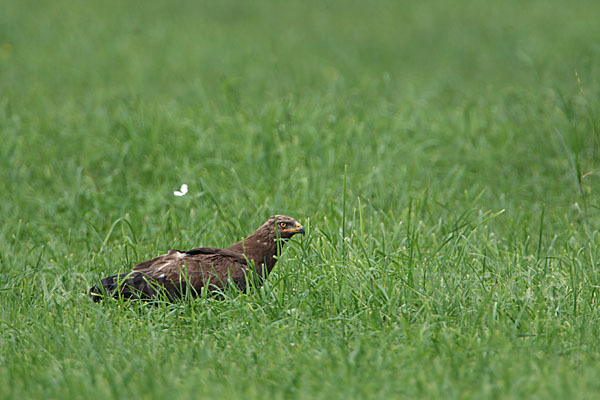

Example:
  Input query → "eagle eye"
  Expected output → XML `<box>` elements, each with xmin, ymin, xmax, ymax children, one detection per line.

<box><xmin>279</xmin><ymin>222</ymin><xmax>287</xmax><ymax>228</ymax></box>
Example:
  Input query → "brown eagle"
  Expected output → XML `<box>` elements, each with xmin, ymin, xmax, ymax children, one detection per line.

<box><xmin>89</xmin><ymin>215</ymin><xmax>304</xmax><ymax>301</ymax></box>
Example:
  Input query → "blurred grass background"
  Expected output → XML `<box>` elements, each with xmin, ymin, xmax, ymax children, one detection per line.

<box><xmin>2</xmin><ymin>0</ymin><xmax>600</xmax><ymax>398</ymax></box>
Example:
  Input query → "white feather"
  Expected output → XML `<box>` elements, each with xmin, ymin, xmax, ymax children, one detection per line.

<box><xmin>173</xmin><ymin>183</ymin><xmax>188</xmax><ymax>197</ymax></box>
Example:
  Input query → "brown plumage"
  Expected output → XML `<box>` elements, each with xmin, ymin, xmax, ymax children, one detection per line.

<box><xmin>89</xmin><ymin>215</ymin><xmax>304</xmax><ymax>302</ymax></box>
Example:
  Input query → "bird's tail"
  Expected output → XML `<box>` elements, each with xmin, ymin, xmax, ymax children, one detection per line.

<box><xmin>89</xmin><ymin>273</ymin><xmax>128</xmax><ymax>302</ymax></box>
<box><xmin>88</xmin><ymin>273</ymin><xmax>164</xmax><ymax>302</ymax></box>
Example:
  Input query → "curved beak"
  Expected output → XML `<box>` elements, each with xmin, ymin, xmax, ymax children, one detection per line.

<box><xmin>283</xmin><ymin>222</ymin><xmax>305</xmax><ymax>235</ymax></box>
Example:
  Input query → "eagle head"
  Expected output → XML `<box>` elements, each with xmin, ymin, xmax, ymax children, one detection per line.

<box><xmin>265</xmin><ymin>215</ymin><xmax>305</xmax><ymax>239</ymax></box>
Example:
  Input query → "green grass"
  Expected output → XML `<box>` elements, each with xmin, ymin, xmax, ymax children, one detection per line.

<box><xmin>2</xmin><ymin>0</ymin><xmax>600</xmax><ymax>398</ymax></box>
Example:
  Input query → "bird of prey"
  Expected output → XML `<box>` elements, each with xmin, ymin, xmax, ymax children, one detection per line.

<box><xmin>89</xmin><ymin>215</ymin><xmax>304</xmax><ymax>301</ymax></box>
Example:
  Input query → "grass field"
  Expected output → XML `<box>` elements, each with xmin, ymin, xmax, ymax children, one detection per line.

<box><xmin>2</xmin><ymin>0</ymin><xmax>600</xmax><ymax>398</ymax></box>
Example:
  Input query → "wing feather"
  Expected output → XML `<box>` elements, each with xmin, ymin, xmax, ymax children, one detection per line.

<box><xmin>128</xmin><ymin>247</ymin><xmax>251</xmax><ymax>297</ymax></box>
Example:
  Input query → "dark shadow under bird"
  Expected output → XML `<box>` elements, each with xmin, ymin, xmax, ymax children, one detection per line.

<box><xmin>89</xmin><ymin>215</ymin><xmax>304</xmax><ymax>302</ymax></box>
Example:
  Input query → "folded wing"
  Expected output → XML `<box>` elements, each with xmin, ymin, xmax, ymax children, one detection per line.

<box><xmin>90</xmin><ymin>248</ymin><xmax>252</xmax><ymax>301</ymax></box>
